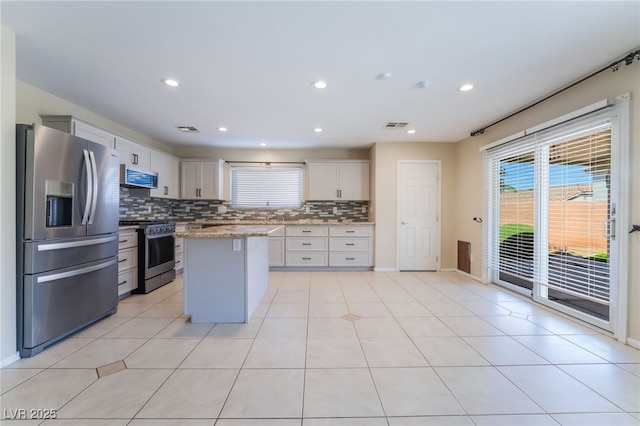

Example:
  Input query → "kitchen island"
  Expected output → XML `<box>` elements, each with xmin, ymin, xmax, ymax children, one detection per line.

<box><xmin>174</xmin><ymin>224</ymin><xmax>283</xmax><ymax>323</ymax></box>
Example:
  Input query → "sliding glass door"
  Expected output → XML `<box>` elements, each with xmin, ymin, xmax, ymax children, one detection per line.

<box><xmin>486</xmin><ymin>104</ymin><xmax>627</xmax><ymax>332</ymax></box>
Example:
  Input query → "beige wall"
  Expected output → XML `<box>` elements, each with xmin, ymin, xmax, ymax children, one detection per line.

<box><xmin>371</xmin><ymin>142</ymin><xmax>458</xmax><ymax>270</ymax></box>
<box><xmin>175</xmin><ymin>146</ymin><xmax>370</xmax><ymax>162</ymax></box>
<box><xmin>1</xmin><ymin>26</ymin><xmax>17</xmax><ymax>365</ymax></box>
<box><xmin>16</xmin><ymin>81</ymin><xmax>173</xmax><ymax>154</ymax></box>
<box><xmin>454</xmin><ymin>63</ymin><xmax>640</xmax><ymax>343</ymax></box>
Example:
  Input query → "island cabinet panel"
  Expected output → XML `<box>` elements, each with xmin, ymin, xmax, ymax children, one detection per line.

<box><xmin>183</xmin><ymin>236</ymin><xmax>269</xmax><ymax>323</ymax></box>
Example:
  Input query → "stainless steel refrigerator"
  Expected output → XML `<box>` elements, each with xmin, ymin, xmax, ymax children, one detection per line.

<box><xmin>16</xmin><ymin>124</ymin><xmax>120</xmax><ymax>357</ymax></box>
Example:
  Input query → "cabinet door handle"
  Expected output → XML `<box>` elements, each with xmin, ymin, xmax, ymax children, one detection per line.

<box><xmin>164</xmin><ymin>186</ymin><xmax>168</xmax><ymax>195</ymax></box>
<box><xmin>118</xmin><ymin>258</ymin><xmax>127</xmax><ymax>263</ymax></box>
<box><xmin>346</xmin><ymin>230</ymin><xmax>355</xmax><ymax>233</ymax></box>
<box><xmin>302</xmin><ymin>243</ymin><xmax>311</xmax><ymax>246</ymax></box>
<box><xmin>133</xmin><ymin>153</ymin><xmax>138</xmax><ymax>164</ymax></box>
<box><xmin>175</xmin><ymin>245</ymin><xmax>181</xmax><ymax>248</ymax></box>
<box><xmin>302</xmin><ymin>230</ymin><xmax>311</xmax><ymax>233</ymax></box>
<box><xmin>118</xmin><ymin>280</ymin><xmax>128</xmax><ymax>285</ymax></box>
<box><xmin>337</xmin><ymin>189</ymin><xmax>340</xmax><ymax>198</ymax></box>
<box><xmin>346</xmin><ymin>257</ymin><xmax>355</xmax><ymax>260</ymax></box>
<box><xmin>119</xmin><ymin>239</ymin><xmax>128</xmax><ymax>243</ymax></box>
<box><xmin>302</xmin><ymin>257</ymin><xmax>311</xmax><ymax>260</ymax></box>
<box><xmin>346</xmin><ymin>243</ymin><xmax>355</xmax><ymax>246</ymax></box>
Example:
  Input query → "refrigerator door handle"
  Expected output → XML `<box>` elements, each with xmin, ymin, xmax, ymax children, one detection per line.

<box><xmin>81</xmin><ymin>149</ymin><xmax>93</xmax><ymax>225</ymax></box>
<box><xmin>88</xmin><ymin>150</ymin><xmax>99</xmax><ymax>225</ymax></box>
<box><xmin>36</xmin><ymin>235</ymin><xmax>118</xmax><ymax>252</ymax></box>
<box><xmin>36</xmin><ymin>258</ymin><xmax>117</xmax><ymax>284</ymax></box>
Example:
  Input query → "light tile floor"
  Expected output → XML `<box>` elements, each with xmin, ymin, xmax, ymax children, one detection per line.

<box><xmin>2</xmin><ymin>271</ymin><xmax>639</xmax><ymax>425</ymax></box>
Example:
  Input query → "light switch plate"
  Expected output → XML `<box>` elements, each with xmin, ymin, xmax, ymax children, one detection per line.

<box><xmin>232</xmin><ymin>239</ymin><xmax>241</xmax><ymax>251</ymax></box>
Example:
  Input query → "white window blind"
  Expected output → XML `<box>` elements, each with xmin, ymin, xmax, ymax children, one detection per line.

<box><xmin>485</xmin><ymin>108</ymin><xmax>613</xmax><ymax>309</ymax></box>
<box><xmin>230</xmin><ymin>166</ymin><xmax>302</xmax><ymax>208</ymax></box>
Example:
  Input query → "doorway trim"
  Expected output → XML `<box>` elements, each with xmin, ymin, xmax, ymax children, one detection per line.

<box><xmin>396</xmin><ymin>160</ymin><xmax>442</xmax><ymax>271</ymax></box>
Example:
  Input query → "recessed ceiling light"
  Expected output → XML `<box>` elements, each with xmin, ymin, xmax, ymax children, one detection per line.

<box><xmin>459</xmin><ymin>83</ymin><xmax>474</xmax><ymax>92</ymax></box>
<box><xmin>314</xmin><ymin>128</ymin><xmax>323</xmax><ymax>133</ymax></box>
<box><xmin>375</xmin><ymin>72</ymin><xmax>392</xmax><ymax>80</ymax></box>
<box><xmin>161</xmin><ymin>78</ymin><xmax>180</xmax><ymax>87</ymax></box>
<box><xmin>259</xmin><ymin>142</ymin><xmax>267</xmax><ymax>147</ymax></box>
<box><xmin>312</xmin><ymin>80</ymin><xmax>328</xmax><ymax>89</ymax></box>
<box><xmin>217</xmin><ymin>127</ymin><xmax>228</xmax><ymax>132</ymax></box>
<box><xmin>407</xmin><ymin>129</ymin><xmax>416</xmax><ymax>134</ymax></box>
<box><xmin>416</xmin><ymin>80</ymin><xmax>431</xmax><ymax>89</ymax></box>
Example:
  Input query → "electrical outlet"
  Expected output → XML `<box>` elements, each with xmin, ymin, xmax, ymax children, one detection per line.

<box><xmin>332</xmin><ymin>207</ymin><xmax>338</xmax><ymax>214</ymax></box>
<box><xmin>185</xmin><ymin>206</ymin><xmax>190</xmax><ymax>213</ymax></box>
<box><xmin>362</xmin><ymin>206</ymin><xmax>367</xmax><ymax>214</ymax></box>
<box><xmin>470</xmin><ymin>253</ymin><xmax>474</xmax><ymax>262</ymax></box>
<box><xmin>146</xmin><ymin>205</ymin><xmax>152</xmax><ymax>213</ymax></box>
<box><xmin>232</xmin><ymin>239</ymin><xmax>242</xmax><ymax>251</ymax></box>
<box><xmin>218</xmin><ymin>205</ymin><xmax>227</xmax><ymax>213</ymax></box>
<box><xmin>305</xmin><ymin>205</ymin><xmax>310</xmax><ymax>214</ymax></box>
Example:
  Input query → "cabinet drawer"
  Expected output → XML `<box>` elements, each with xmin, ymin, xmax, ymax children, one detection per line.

<box><xmin>174</xmin><ymin>252</ymin><xmax>184</xmax><ymax>271</ymax></box>
<box><xmin>286</xmin><ymin>252</ymin><xmax>328</xmax><ymax>267</ymax></box>
<box><xmin>329</xmin><ymin>238</ymin><xmax>371</xmax><ymax>251</ymax></box>
<box><xmin>118</xmin><ymin>231</ymin><xmax>138</xmax><ymax>250</ymax></box>
<box><xmin>118</xmin><ymin>268</ymin><xmax>137</xmax><ymax>295</ymax></box>
<box><xmin>329</xmin><ymin>252</ymin><xmax>372</xmax><ymax>267</ymax></box>
<box><xmin>286</xmin><ymin>226</ymin><xmax>328</xmax><ymax>237</ymax></box>
<box><xmin>118</xmin><ymin>247</ymin><xmax>137</xmax><ymax>273</ymax></box>
<box><xmin>329</xmin><ymin>226</ymin><xmax>371</xmax><ymax>237</ymax></box>
<box><xmin>174</xmin><ymin>237</ymin><xmax>184</xmax><ymax>254</ymax></box>
<box><xmin>286</xmin><ymin>237</ymin><xmax>328</xmax><ymax>251</ymax></box>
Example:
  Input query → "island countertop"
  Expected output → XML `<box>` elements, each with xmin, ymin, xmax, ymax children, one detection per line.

<box><xmin>175</xmin><ymin>224</ymin><xmax>283</xmax><ymax>239</ymax></box>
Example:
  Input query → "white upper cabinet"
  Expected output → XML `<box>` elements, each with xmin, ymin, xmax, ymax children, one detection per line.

<box><xmin>307</xmin><ymin>160</ymin><xmax>370</xmax><ymax>201</ymax></box>
<box><xmin>150</xmin><ymin>150</ymin><xmax>180</xmax><ymax>199</ymax></box>
<box><xmin>181</xmin><ymin>160</ymin><xmax>225</xmax><ymax>200</ymax></box>
<box><xmin>115</xmin><ymin>136</ymin><xmax>151</xmax><ymax>169</ymax></box>
<box><xmin>41</xmin><ymin>115</ymin><xmax>115</xmax><ymax>149</ymax></box>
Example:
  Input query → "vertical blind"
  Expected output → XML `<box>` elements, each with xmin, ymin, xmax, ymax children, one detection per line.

<box><xmin>485</xmin><ymin>108</ymin><xmax>613</xmax><ymax>306</ymax></box>
<box><xmin>230</xmin><ymin>166</ymin><xmax>303</xmax><ymax>208</ymax></box>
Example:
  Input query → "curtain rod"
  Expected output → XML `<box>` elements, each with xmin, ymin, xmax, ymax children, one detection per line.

<box><xmin>470</xmin><ymin>49</ymin><xmax>640</xmax><ymax>137</ymax></box>
<box><xmin>225</xmin><ymin>160</ymin><xmax>305</xmax><ymax>165</ymax></box>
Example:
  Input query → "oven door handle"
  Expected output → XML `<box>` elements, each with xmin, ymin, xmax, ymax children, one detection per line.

<box><xmin>145</xmin><ymin>233</ymin><xmax>174</xmax><ymax>240</ymax></box>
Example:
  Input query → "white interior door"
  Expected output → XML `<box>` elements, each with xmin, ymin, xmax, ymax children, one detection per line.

<box><xmin>398</xmin><ymin>161</ymin><xmax>440</xmax><ymax>271</ymax></box>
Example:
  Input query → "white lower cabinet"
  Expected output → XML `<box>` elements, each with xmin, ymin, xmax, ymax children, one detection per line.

<box><xmin>281</xmin><ymin>224</ymin><xmax>373</xmax><ymax>269</ymax></box>
<box><xmin>328</xmin><ymin>225</ymin><xmax>373</xmax><ymax>267</ymax></box>
<box><xmin>268</xmin><ymin>226</ymin><xmax>285</xmax><ymax>267</ymax></box>
<box><xmin>118</xmin><ymin>229</ymin><xmax>138</xmax><ymax>296</ymax></box>
<box><xmin>285</xmin><ymin>226</ymin><xmax>329</xmax><ymax>267</ymax></box>
<box><xmin>174</xmin><ymin>224</ymin><xmax>186</xmax><ymax>273</ymax></box>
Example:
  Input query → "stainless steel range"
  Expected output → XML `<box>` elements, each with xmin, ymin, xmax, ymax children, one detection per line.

<box><xmin>120</xmin><ymin>220</ymin><xmax>175</xmax><ymax>293</ymax></box>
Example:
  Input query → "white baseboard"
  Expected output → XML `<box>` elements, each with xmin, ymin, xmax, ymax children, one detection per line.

<box><xmin>454</xmin><ymin>269</ymin><xmax>484</xmax><ymax>284</ymax></box>
<box><xmin>373</xmin><ymin>267</ymin><xmax>397</xmax><ymax>272</ymax></box>
<box><xmin>627</xmin><ymin>337</ymin><xmax>640</xmax><ymax>350</ymax></box>
<box><xmin>1</xmin><ymin>352</ymin><xmax>20</xmax><ymax>368</ymax></box>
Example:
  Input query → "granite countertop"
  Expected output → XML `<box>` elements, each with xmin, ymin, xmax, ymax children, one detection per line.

<box><xmin>118</xmin><ymin>225</ymin><xmax>139</xmax><ymax>230</ymax></box>
<box><xmin>175</xmin><ymin>224</ymin><xmax>284</xmax><ymax>238</ymax></box>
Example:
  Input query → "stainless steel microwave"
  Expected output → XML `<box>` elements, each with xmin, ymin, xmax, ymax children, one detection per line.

<box><xmin>120</xmin><ymin>164</ymin><xmax>158</xmax><ymax>189</ymax></box>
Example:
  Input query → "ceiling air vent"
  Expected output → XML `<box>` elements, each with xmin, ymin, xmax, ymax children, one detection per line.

<box><xmin>384</xmin><ymin>122</ymin><xmax>409</xmax><ymax>129</ymax></box>
<box><xmin>177</xmin><ymin>126</ymin><xmax>200</xmax><ymax>133</ymax></box>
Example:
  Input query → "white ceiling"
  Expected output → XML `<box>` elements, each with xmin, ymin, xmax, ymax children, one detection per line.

<box><xmin>2</xmin><ymin>1</ymin><xmax>639</xmax><ymax>150</ymax></box>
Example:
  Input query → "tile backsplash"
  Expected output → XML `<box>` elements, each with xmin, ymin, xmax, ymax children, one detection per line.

<box><xmin>119</xmin><ymin>187</ymin><xmax>369</xmax><ymax>222</ymax></box>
